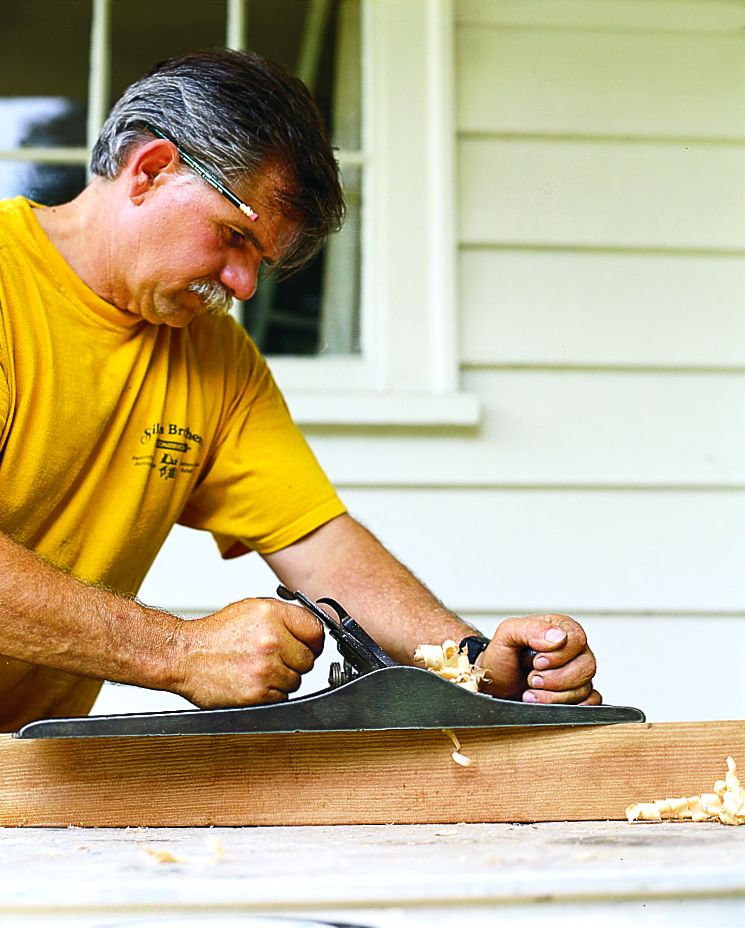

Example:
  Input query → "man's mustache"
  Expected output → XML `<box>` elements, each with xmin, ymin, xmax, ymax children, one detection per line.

<box><xmin>186</xmin><ymin>279</ymin><xmax>233</xmax><ymax>316</ymax></box>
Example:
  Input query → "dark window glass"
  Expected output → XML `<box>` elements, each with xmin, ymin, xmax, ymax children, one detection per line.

<box><xmin>110</xmin><ymin>0</ymin><xmax>226</xmax><ymax>98</ymax></box>
<box><xmin>6</xmin><ymin>163</ymin><xmax>87</xmax><ymax>206</ymax></box>
<box><xmin>0</xmin><ymin>0</ymin><xmax>90</xmax><ymax>146</ymax></box>
<box><xmin>235</xmin><ymin>0</ymin><xmax>362</xmax><ymax>354</ymax></box>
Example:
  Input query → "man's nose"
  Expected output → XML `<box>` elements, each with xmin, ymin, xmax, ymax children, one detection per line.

<box><xmin>220</xmin><ymin>254</ymin><xmax>259</xmax><ymax>302</ymax></box>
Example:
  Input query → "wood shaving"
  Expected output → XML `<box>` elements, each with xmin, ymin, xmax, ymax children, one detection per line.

<box><xmin>141</xmin><ymin>835</ymin><xmax>225</xmax><ymax>865</ymax></box>
<box><xmin>626</xmin><ymin>756</ymin><xmax>745</xmax><ymax>826</ymax></box>
<box><xmin>204</xmin><ymin>835</ymin><xmax>225</xmax><ymax>863</ymax></box>
<box><xmin>142</xmin><ymin>846</ymin><xmax>185</xmax><ymax>864</ymax></box>
<box><xmin>443</xmin><ymin>728</ymin><xmax>473</xmax><ymax>767</ymax></box>
<box><xmin>414</xmin><ymin>639</ymin><xmax>489</xmax><ymax>692</ymax></box>
<box><xmin>451</xmin><ymin>751</ymin><xmax>473</xmax><ymax>767</ymax></box>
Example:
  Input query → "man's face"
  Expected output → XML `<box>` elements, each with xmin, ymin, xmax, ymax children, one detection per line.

<box><xmin>121</xmin><ymin>162</ymin><xmax>299</xmax><ymax>328</ymax></box>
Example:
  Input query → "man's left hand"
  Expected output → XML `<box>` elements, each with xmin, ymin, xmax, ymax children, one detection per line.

<box><xmin>479</xmin><ymin>614</ymin><xmax>601</xmax><ymax>705</ymax></box>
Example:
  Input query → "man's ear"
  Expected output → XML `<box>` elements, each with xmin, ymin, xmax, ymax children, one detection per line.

<box><xmin>126</xmin><ymin>139</ymin><xmax>180</xmax><ymax>204</ymax></box>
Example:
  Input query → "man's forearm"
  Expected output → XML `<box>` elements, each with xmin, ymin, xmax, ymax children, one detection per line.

<box><xmin>0</xmin><ymin>531</ymin><xmax>183</xmax><ymax>690</ymax></box>
<box><xmin>264</xmin><ymin>514</ymin><xmax>479</xmax><ymax>663</ymax></box>
<box><xmin>264</xmin><ymin>514</ymin><xmax>601</xmax><ymax>706</ymax></box>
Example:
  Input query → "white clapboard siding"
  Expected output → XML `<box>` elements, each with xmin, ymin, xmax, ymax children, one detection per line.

<box><xmin>138</xmin><ymin>490</ymin><xmax>745</xmax><ymax>616</ymax></box>
<box><xmin>456</xmin><ymin>0</ymin><xmax>745</xmax><ymax>33</ymax></box>
<box><xmin>339</xmin><ymin>489</ymin><xmax>745</xmax><ymax>615</ymax></box>
<box><xmin>457</xmin><ymin>27</ymin><xmax>745</xmax><ymax>138</ymax></box>
<box><xmin>459</xmin><ymin>139</ymin><xmax>745</xmax><ymax>251</ymax></box>
<box><xmin>459</xmin><ymin>250</ymin><xmax>745</xmax><ymax>367</ymax></box>
<box><xmin>137</xmin><ymin>527</ymin><xmax>278</xmax><ymax>614</ymax></box>
<box><xmin>297</xmin><ymin>371</ymin><xmax>745</xmax><ymax>487</ymax></box>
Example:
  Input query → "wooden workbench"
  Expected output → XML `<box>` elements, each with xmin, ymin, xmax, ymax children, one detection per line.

<box><xmin>0</xmin><ymin>821</ymin><xmax>742</xmax><ymax>926</ymax></box>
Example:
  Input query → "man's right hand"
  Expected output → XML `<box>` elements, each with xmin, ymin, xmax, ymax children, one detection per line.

<box><xmin>172</xmin><ymin>598</ymin><xmax>324</xmax><ymax>708</ymax></box>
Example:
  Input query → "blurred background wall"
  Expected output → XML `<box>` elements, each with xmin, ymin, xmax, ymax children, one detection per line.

<box><xmin>1</xmin><ymin>0</ymin><xmax>741</xmax><ymax>722</ymax></box>
<box><xmin>133</xmin><ymin>0</ymin><xmax>745</xmax><ymax>721</ymax></box>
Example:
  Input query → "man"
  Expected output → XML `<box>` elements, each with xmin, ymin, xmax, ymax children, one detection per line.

<box><xmin>0</xmin><ymin>49</ymin><xmax>599</xmax><ymax>732</ymax></box>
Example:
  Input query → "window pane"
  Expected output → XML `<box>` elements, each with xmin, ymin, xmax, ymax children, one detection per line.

<box><xmin>111</xmin><ymin>0</ymin><xmax>361</xmax><ymax>357</ymax></box>
<box><xmin>110</xmin><ymin>0</ymin><xmax>226</xmax><ymax>99</ymax></box>
<box><xmin>238</xmin><ymin>0</ymin><xmax>363</xmax><ymax>354</ymax></box>
<box><xmin>0</xmin><ymin>0</ymin><xmax>90</xmax><ymax>146</ymax></box>
<box><xmin>0</xmin><ymin>0</ymin><xmax>362</xmax><ymax>358</ymax></box>
<box><xmin>238</xmin><ymin>0</ymin><xmax>361</xmax><ymax>149</ymax></box>
<box><xmin>0</xmin><ymin>160</ymin><xmax>86</xmax><ymax>206</ymax></box>
<box><xmin>244</xmin><ymin>163</ymin><xmax>362</xmax><ymax>356</ymax></box>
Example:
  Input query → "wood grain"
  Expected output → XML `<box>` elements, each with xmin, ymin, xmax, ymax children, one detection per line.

<box><xmin>0</xmin><ymin>720</ymin><xmax>742</xmax><ymax>827</ymax></box>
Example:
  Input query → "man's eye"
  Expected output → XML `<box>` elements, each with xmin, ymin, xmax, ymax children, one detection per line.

<box><xmin>227</xmin><ymin>228</ymin><xmax>246</xmax><ymax>247</ymax></box>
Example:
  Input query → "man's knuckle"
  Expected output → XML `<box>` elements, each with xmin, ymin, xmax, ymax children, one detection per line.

<box><xmin>256</xmin><ymin>632</ymin><xmax>281</xmax><ymax>654</ymax></box>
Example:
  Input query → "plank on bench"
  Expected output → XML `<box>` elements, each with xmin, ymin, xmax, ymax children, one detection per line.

<box><xmin>0</xmin><ymin>720</ymin><xmax>742</xmax><ymax>826</ymax></box>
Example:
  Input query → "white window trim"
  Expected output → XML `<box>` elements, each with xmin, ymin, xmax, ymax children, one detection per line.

<box><xmin>274</xmin><ymin>0</ymin><xmax>480</xmax><ymax>426</ymax></box>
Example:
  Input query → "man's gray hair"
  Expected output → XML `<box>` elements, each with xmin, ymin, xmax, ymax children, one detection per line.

<box><xmin>90</xmin><ymin>48</ymin><xmax>345</xmax><ymax>274</ymax></box>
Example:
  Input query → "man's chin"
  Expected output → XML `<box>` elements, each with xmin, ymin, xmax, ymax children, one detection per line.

<box><xmin>149</xmin><ymin>298</ymin><xmax>203</xmax><ymax>327</ymax></box>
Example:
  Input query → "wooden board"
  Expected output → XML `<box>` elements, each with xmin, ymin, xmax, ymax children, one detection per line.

<box><xmin>0</xmin><ymin>720</ymin><xmax>742</xmax><ymax>827</ymax></box>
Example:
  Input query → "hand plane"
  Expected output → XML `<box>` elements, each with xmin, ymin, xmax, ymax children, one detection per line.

<box><xmin>15</xmin><ymin>586</ymin><xmax>645</xmax><ymax>739</ymax></box>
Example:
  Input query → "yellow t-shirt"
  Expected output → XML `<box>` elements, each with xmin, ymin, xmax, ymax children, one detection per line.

<box><xmin>0</xmin><ymin>196</ymin><xmax>346</xmax><ymax>728</ymax></box>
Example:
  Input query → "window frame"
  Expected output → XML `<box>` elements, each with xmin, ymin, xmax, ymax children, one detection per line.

<box><xmin>274</xmin><ymin>0</ymin><xmax>479</xmax><ymax>426</ymax></box>
<box><xmin>0</xmin><ymin>0</ymin><xmax>478</xmax><ymax>426</ymax></box>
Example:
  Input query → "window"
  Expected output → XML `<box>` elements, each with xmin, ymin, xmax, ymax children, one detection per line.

<box><xmin>0</xmin><ymin>0</ymin><xmax>362</xmax><ymax>359</ymax></box>
<box><xmin>0</xmin><ymin>0</ymin><xmax>477</xmax><ymax>425</ymax></box>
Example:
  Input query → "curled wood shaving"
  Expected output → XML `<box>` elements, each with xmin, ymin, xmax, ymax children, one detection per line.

<box><xmin>414</xmin><ymin>639</ymin><xmax>489</xmax><ymax>692</ymax></box>
<box><xmin>626</xmin><ymin>756</ymin><xmax>745</xmax><ymax>826</ymax></box>
<box><xmin>443</xmin><ymin>728</ymin><xmax>473</xmax><ymax>767</ymax></box>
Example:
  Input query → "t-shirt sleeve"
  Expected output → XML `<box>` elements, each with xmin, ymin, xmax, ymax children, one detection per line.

<box><xmin>178</xmin><ymin>334</ymin><xmax>346</xmax><ymax>558</ymax></box>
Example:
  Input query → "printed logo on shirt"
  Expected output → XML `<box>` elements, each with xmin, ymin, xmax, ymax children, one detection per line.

<box><xmin>132</xmin><ymin>421</ymin><xmax>203</xmax><ymax>482</ymax></box>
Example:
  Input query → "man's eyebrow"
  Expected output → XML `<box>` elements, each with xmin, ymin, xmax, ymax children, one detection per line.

<box><xmin>238</xmin><ymin>225</ymin><xmax>278</xmax><ymax>267</ymax></box>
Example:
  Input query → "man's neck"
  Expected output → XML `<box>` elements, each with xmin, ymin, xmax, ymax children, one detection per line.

<box><xmin>34</xmin><ymin>182</ymin><xmax>117</xmax><ymax>305</ymax></box>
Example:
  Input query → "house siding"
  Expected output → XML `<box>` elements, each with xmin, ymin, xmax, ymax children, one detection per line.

<box><xmin>117</xmin><ymin>0</ymin><xmax>745</xmax><ymax>722</ymax></box>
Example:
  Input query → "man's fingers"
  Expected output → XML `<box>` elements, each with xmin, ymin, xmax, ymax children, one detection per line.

<box><xmin>241</xmin><ymin>653</ymin><xmax>303</xmax><ymax>701</ymax></box>
<box><xmin>180</xmin><ymin>599</ymin><xmax>322</xmax><ymax>708</ymax></box>
<box><xmin>281</xmin><ymin>604</ymin><xmax>325</xmax><ymax>656</ymax></box>
<box><xmin>250</xmin><ymin>685</ymin><xmax>293</xmax><ymax>706</ymax></box>
<box><xmin>281</xmin><ymin>639</ymin><xmax>317</xmax><ymax>675</ymax></box>
<box><xmin>255</xmin><ymin>602</ymin><xmax>321</xmax><ymax>674</ymax></box>
<box><xmin>493</xmin><ymin>615</ymin><xmax>586</xmax><ymax>658</ymax></box>
<box><xmin>482</xmin><ymin>613</ymin><xmax>599</xmax><ymax>702</ymax></box>
<box><xmin>523</xmin><ymin>681</ymin><xmax>596</xmax><ymax>705</ymax></box>
<box><xmin>526</xmin><ymin>651</ymin><xmax>597</xmax><ymax>693</ymax></box>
